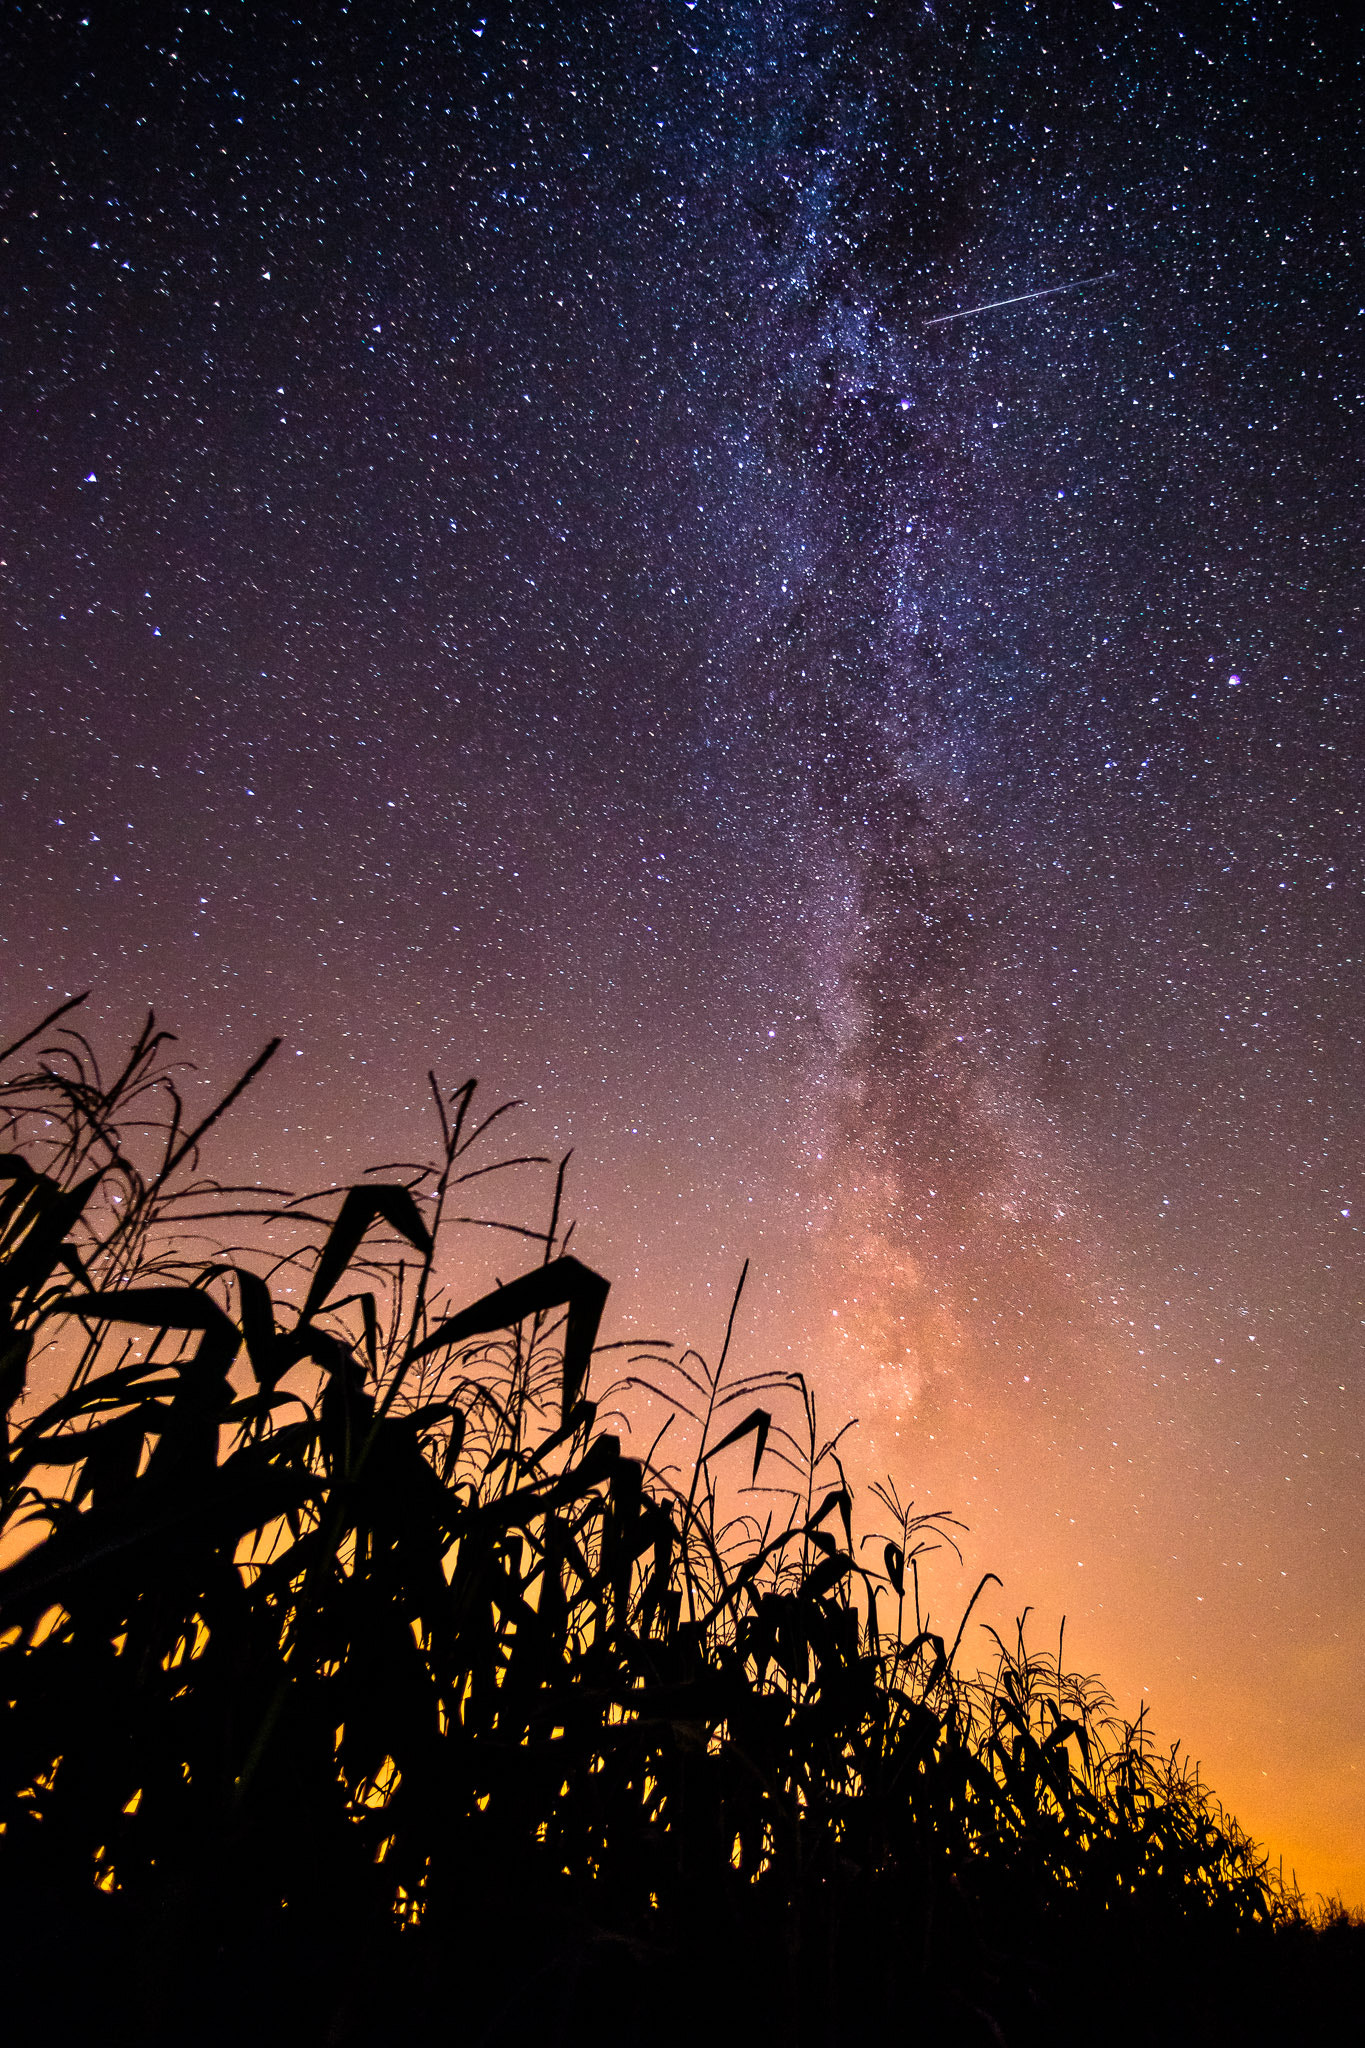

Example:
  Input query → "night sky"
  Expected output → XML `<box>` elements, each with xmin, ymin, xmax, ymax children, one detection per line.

<box><xmin>2</xmin><ymin>2</ymin><xmax>1361</xmax><ymax>1901</ymax></box>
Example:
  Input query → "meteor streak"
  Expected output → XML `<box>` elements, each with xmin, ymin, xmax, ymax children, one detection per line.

<box><xmin>924</xmin><ymin>272</ymin><xmax>1119</xmax><ymax>326</ymax></box>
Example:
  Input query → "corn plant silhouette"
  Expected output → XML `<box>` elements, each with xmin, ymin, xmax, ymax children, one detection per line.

<box><xmin>0</xmin><ymin>998</ymin><xmax>1357</xmax><ymax>2048</ymax></box>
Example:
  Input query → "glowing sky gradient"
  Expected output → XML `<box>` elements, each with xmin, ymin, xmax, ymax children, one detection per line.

<box><xmin>2</xmin><ymin>3</ymin><xmax>1361</xmax><ymax>1901</ymax></box>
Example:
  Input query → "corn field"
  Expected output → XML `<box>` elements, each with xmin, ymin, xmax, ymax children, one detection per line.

<box><xmin>0</xmin><ymin>998</ymin><xmax>1357</xmax><ymax>2045</ymax></box>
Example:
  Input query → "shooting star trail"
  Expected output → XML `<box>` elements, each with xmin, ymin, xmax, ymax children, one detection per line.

<box><xmin>924</xmin><ymin>272</ymin><xmax>1119</xmax><ymax>326</ymax></box>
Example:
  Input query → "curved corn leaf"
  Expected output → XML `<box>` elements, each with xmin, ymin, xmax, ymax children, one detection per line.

<box><xmin>300</xmin><ymin>1185</ymin><xmax>434</xmax><ymax>1323</ymax></box>
<box><xmin>410</xmin><ymin>1254</ymin><xmax>609</xmax><ymax>1421</ymax></box>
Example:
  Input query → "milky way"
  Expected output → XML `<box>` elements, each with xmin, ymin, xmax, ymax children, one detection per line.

<box><xmin>2</xmin><ymin>2</ymin><xmax>1361</xmax><ymax>1899</ymax></box>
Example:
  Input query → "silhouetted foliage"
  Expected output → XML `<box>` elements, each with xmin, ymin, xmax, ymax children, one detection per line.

<box><xmin>0</xmin><ymin>1000</ymin><xmax>1359</xmax><ymax>2045</ymax></box>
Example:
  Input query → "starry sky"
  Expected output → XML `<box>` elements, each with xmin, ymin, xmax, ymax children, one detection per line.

<box><xmin>2</xmin><ymin>1</ymin><xmax>1361</xmax><ymax>1901</ymax></box>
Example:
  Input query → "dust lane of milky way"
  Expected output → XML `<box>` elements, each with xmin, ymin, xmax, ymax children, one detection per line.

<box><xmin>1</xmin><ymin>2</ymin><xmax>1360</xmax><ymax>1902</ymax></box>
